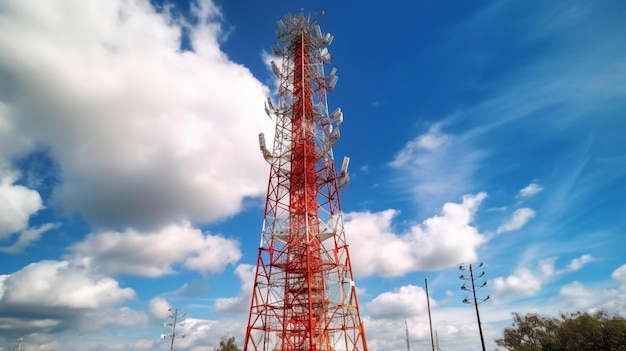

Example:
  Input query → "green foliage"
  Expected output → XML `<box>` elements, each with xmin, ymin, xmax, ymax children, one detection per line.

<box><xmin>214</xmin><ymin>336</ymin><xmax>241</xmax><ymax>351</ymax></box>
<box><xmin>495</xmin><ymin>311</ymin><xmax>626</xmax><ymax>351</ymax></box>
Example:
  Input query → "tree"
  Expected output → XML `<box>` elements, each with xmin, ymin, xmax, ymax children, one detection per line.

<box><xmin>496</xmin><ymin>311</ymin><xmax>626</xmax><ymax>351</ymax></box>
<box><xmin>215</xmin><ymin>336</ymin><xmax>241</xmax><ymax>351</ymax></box>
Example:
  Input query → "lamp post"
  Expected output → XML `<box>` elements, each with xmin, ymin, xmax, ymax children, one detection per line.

<box><xmin>459</xmin><ymin>262</ymin><xmax>489</xmax><ymax>351</ymax></box>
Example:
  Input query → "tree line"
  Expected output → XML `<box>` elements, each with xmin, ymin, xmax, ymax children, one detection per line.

<box><xmin>495</xmin><ymin>310</ymin><xmax>626</xmax><ymax>350</ymax></box>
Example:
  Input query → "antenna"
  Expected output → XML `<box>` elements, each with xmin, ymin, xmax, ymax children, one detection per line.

<box><xmin>338</xmin><ymin>156</ymin><xmax>350</xmax><ymax>189</ymax></box>
<box><xmin>258</xmin><ymin>133</ymin><xmax>272</xmax><ymax>161</ymax></box>
<box><xmin>330</xmin><ymin>106</ymin><xmax>343</xmax><ymax>124</ymax></box>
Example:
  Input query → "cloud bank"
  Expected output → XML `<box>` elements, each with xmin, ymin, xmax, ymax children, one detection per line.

<box><xmin>0</xmin><ymin>0</ymin><xmax>274</xmax><ymax>231</ymax></box>
<box><xmin>345</xmin><ymin>193</ymin><xmax>487</xmax><ymax>277</ymax></box>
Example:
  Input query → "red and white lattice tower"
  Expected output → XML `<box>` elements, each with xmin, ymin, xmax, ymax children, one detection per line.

<box><xmin>244</xmin><ymin>11</ymin><xmax>368</xmax><ymax>351</ymax></box>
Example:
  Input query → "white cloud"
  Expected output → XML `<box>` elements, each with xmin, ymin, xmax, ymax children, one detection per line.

<box><xmin>0</xmin><ymin>172</ymin><xmax>43</xmax><ymax>238</ymax></box>
<box><xmin>392</xmin><ymin>124</ymin><xmax>450</xmax><ymax>166</ymax></box>
<box><xmin>0</xmin><ymin>0</ymin><xmax>274</xmax><ymax>230</ymax></box>
<box><xmin>518</xmin><ymin>183</ymin><xmax>543</xmax><ymax>198</ymax></box>
<box><xmin>492</xmin><ymin>263</ymin><xmax>550</xmax><ymax>298</ymax></box>
<box><xmin>81</xmin><ymin>306</ymin><xmax>148</xmax><ymax>331</ymax></box>
<box><xmin>214</xmin><ymin>264</ymin><xmax>255</xmax><ymax>315</ymax></box>
<box><xmin>0</xmin><ymin>260</ymin><xmax>135</xmax><ymax>309</ymax></box>
<box><xmin>361</xmin><ymin>302</ymin><xmax>508</xmax><ymax>351</ymax></box>
<box><xmin>612</xmin><ymin>264</ymin><xmax>626</xmax><ymax>283</ymax></box>
<box><xmin>0</xmin><ymin>171</ymin><xmax>58</xmax><ymax>254</ymax></box>
<box><xmin>363</xmin><ymin>317</ymin><xmax>435</xmax><ymax>350</ymax></box>
<box><xmin>1</xmin><ymin>333</ymin><xmax>61</xmax><ymax>351</ymax></box>
<box><xmin>559</xmin><ymin>264</ymin><xmax>626</xmax><ymax>314</ymax></box>
<box><xmin>496</xmin><ymin>207</ymin><xmax>536</xmax><ymax>233</ymax></box>
<box><xmin>149</xmin><ymin>297</ymin><xmax>172</xmax><ymax>320</ymax></box>
<box><xmin>345</xmin><ymin>193</ymin><xmax>487</xmax><ymax>277</ymax></box>
<box><xmin>71</xmin><ymin>223</ymin><xmax>241</xmax><ymax>277</ymax></box>
<box><xmin>0</xmin><ymin>258</ymin><xmax>150</xmax><ymax>343</ymax></box>
<box><xmin>416</xmin><ymin>124</ymin><xmax>449</xmax><ymax>150</ymax></box>
<box><xmin>168</xmin><ymin>318</ymin><xmax>245</xmax><ymax>351</ymax></box>
<box><xmin>559</xmin><ymin>281</ymin><xmax>599</xmax><ymax>310</ymax></box>
<box><xmin>366</xmin><ymin>285</ymin><xmax>431</xmax><ymax>319</ymax></box>
<box><xmin>0</xmin><ymin>222</ymin><xmax>59</xmax><ymax>254</ymax></box>
<box><xmin>493</xmin><ymin>254</ymin><xmax>594</xmax><ymax>299</ymax></box>
<box><xmin>94</xmin><ymin>316</ymin><xmax>245</xmax><ymax>351</ymax></box>
<box><xmin>564</xmin><ymin>254</ymin><xmax>592</xmax><ymax>272</ymax></box>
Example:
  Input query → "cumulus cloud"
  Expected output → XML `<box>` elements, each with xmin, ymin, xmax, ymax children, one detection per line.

<box><xmin>214</xmin><ymin>264</ymin><xmax>255</xmax><ymax>315</ymax></box>
<box><xmin>518</xmin><ymin>183</ymin><xmax>543</xmax><ymax>198</ymax></box>
<box><xmin>165</xmin><ymin>318</ymin><xmax>244</xmax><ymax>351</ymax></box>
<box><xmin>559</xmin><ymin>263</ymin><xmax>626</xmax><ymax>314</ymax></box>
<box><xmin>0</xmin><ymin>0</ymin><xmax>274</xmax><ymax>230</ymax></box>
<box><xmin>0</xmin><ymin>259</ymin><xmax>139</xmax><ymax>339</ymax></box>
<box><xmin>12</xmin><ymin>317</ymin><xmax>238</xmax><ymax>351</ymax></box>
<box><xmin>493</xmin><ymin>254</ymin><xmax>594</xmax><ymax>299</ymax></box>
<box><xmin>0</xmin><ymin>333</ymin><xmax>61</xmax><ymax>351</ymax></box>
<box><xmin>0</xmin><ymin>172</ymin><xmax>43</xmax><ymax>238</ymax></box>
<box><xmin>0</xmin><ymin>260</ymin><xmax>134</xmax><ymax>309</ymax></box>
<box><xmin>612</xmin><ymin>264</ymin><xmax>626</xmax><ymax>283</ymax></box>
<box><xmin>345</xmin><ymin>193</ymin><xmax>487</xmax><ymax>277</ymax></box>
<box><xmin>366</xmin><ymin>285</ymin><xmax>431</xmax><ymax>319</ymax></box>
<box><xmin>492</xmin><ymin>257</ymin><xmax>556</xmax><ymax>297</ymax></box>
<box><xmin>149</xmin><ymin>297</ymin><xmax>172</xmax><ymax>320</ymax></box>
<box><xmin>496</xmin><ymin>207</ymin><xmax>536</xmax><ymax>234</ymax></box>
<box><xmin>71</xmin><ymin>223</ymin><xmax>241</xmax><ymax>277</ymax></box>
<box><xmin>0</xmin><ymin>171</ymin><xmax>59</xmax><ymax>254</ymax></box>
<box><xmin>361</xmin><ymin>303</ymin><xmax>497</xmax><ymax>351</ymax></box>
<box><xmin>81</xmin><ymin>306</ymin><xmax>148</xmax><ymax>331</ymax></box>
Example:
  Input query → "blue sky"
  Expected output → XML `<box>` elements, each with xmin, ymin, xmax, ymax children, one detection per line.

<box><xmin>0</xmin><ymin>0</ymin><xmax>625</xmax><ymax>350</ymax></box>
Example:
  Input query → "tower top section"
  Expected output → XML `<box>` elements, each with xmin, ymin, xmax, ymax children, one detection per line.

<box><xmin>273</xmin><ymin>11</ymin><xmax>334</xmax><ymax>62</ymax></box>
<box><xmin>260</xmin><ymin>9</ymin><xmax>343</xmax><ymax>164</ymax></box>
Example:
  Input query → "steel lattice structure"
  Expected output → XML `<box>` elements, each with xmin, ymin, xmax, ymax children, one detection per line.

<box><xmin>244</xmin><ymin>11</ymin><xmax>368</xmax><ymax>351</ymax></box>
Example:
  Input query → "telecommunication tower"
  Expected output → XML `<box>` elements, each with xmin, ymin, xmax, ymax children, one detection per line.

<box><xmin>244</xmin><ymin>11</ymin><xmax>368</xmax><ymax>351</ymax></box>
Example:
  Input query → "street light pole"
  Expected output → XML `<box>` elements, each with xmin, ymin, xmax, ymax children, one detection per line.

<box><xmin>459</xmin><ymin>263</ymin><xmax>489</xmax><ymax>351</ymax></box>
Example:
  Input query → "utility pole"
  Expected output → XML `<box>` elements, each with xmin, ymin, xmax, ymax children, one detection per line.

<box><xmin>425</xmin><ymin>279</ymin><xmax>435</xmax><ymax>351</ymax></box>
<box><xmin>459</xmin><ymin>263</ymin><xmax>489</xmax><ymax>351</ymax></box>
<box><xmin>162</xmin><ymin>308</ymin><xmax>187</xmax><ymax>351</ymax></box>
<box><xmin>405</xmin><ymin>320</ymin><xmax>411</xmax><ymax>351</ymax></box>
